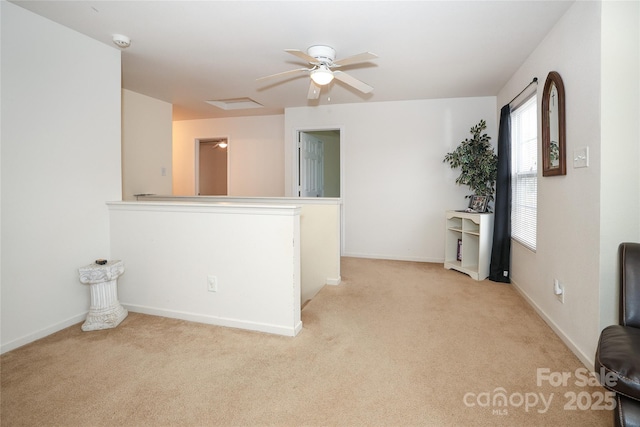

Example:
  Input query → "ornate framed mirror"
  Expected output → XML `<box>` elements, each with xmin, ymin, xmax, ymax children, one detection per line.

<box><xmin>541</xmin><ymin>71</ymin><xmax>566</xmax><ymax>176</ymax></box>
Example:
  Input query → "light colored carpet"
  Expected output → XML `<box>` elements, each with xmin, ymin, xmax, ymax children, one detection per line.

<box><xmin>1</xmin><ymin>257</ymin><xmax>611</xmax><ymax>426</ymax></box>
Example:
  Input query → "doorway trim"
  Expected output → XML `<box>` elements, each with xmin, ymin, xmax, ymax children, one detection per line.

<box><xmin>292</xmin><ymin>126</ymin><xmax>344</xmax><ymax>199</ymax></box>
<box><xmin>194</xmin><ymin>136</ymin><xmax>230</xmax><ymax>196</ymax></box>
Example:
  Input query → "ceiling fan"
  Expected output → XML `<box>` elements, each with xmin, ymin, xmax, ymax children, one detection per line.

<box><xmin>257</xmin><ymin>45</ymin><xmax>378</xmax><ymax>99</ymax></box>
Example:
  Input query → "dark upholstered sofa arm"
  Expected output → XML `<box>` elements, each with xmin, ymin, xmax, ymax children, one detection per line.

<box><xmin>621</xmin><ymin>243</ymin><xmax>640</xmax><ymax>328</ymax></box>
<box><xmin>596</xmin><ymin>243</ymin><xmax>640</xmax><ymax>426</ymax></box>
<box><xmin>596</xmin><ymin>325</ymin><xmax>640</xmax><ymax>400</ymax></box>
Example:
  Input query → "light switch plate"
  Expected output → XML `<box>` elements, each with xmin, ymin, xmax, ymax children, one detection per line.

<box><xmin>573</xmin><ymin>147</ymin><xmax>589</xmax><ymax>168</ymax></box>
<box><xmin>207</xmin><ymin>275</ymin><xmax>217</xmax><ymax>292</ymax></box>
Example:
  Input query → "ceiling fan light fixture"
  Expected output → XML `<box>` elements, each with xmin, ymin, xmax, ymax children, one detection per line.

<box><xmin>310</xmin><ymin>66</ymin><xmax>334</xmax><ymax>86</ymax></box>
<box><xmin>258</xmin><ymin>46</ymin><xmax>377</xmax><ymax>98</ymax></box>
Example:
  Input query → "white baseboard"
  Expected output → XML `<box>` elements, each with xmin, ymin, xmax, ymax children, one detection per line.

<box><xmin>0</xmin><ymin>312</ymin><xmax>87</xmax><ymax>354</ymax></box>
<box><xmin>123</xmin><ymin>304</ymin><xmax>302</xmax><ymax>337</ymax></box>
<box><xmin>342</xmin><ymin>252</ymin><xmax>443</xmax><ymax>264</ymax></box>
<box><xmin>326</xmin><ymin>276</ymin><xmax>341</xmax><ymax>285</ymax></box>
<box><xmin>510</xmin><ymin>279</ymin><xmax>594</xmax><ymax>370</ymax></box>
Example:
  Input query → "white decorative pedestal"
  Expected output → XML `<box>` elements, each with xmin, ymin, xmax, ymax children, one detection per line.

<box><xmin>78</xmin><ymin>260</ymin><xmax>128</xmax><ymax>331</ymax></box>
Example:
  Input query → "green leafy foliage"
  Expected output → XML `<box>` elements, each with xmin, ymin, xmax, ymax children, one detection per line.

<box><xmin>443</xmin><ymin>120</ymin><xmax>498</xmax><ymax>202</ymax></box>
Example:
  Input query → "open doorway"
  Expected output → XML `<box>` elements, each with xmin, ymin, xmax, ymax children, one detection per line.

<box><xmin>196</xmin><ymin>138</ymin><xmax>228</xmax><ymax>195</ymax></box>
<box><xmin>297</xmin><ymin>130</ymin><xmax>340</xmax><ymax>197</ymax></box>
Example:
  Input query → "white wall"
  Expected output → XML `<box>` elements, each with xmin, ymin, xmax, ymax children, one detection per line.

<box><xmin>599</xmin><ymin>0</ymin><xmax>640</xmax><ymax>328</ymax></box>
<box><xmin>172</xmin><ymin>97</ymin><xmax>498</xmax><ymax>262</ymax></box>
<box><xmin>1</xmin><ymin>2</ymin><xmax>122</xmax><ymax>352</ymax></box>
<box><xmin>109</xmin><ymin>202</ymin><xmax>301</xmax><ymax>336</ymax></box>
<box><xmin>136</xmin><ymin>195</ymin><xmax>342</xmax><ymax>304</ymax></box>
<box><xmin>285</xmin><ymin>97</ymin><xmax>497</xmax><ymax>262</ymax></box>
<box><xmin>122</xmin><ymin>89</ymin><xmax>173</xmax><ymax>200</ymax></box>
<box><xmin>498</xmin><ymin>0</ymin><xmax>640</xmax><ymax>367</ymax></box>
<box><xmin>172</xmin><ymin>116</ymin><xmax>284</xmax><ymax>196</ymax></box>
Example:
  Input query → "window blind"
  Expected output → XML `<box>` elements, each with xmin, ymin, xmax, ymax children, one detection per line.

<box><xmin>511</xmin><ymin>95</ymin><xmax>537</xmax><ymax>251</ymax></box>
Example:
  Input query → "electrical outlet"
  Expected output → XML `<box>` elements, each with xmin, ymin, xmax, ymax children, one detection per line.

<box><xmin>554</xmin><ymin>279</ymin><xmax>564</xmax><ymax>304</ymax></box>
<box><xmin>207</xmin><ymin>275</ymin><xmax>217</xmax><ymax>292</ymax></box>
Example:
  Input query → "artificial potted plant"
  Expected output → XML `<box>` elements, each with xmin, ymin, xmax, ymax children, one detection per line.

<box><xmin>443</xmin><ymin>119</ymin><xmax>497</xmax><ymax>211</ymax></box>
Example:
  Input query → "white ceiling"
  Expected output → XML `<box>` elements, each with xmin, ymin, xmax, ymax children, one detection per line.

<box><xmin>12</xmin><ymin>1</ymin><xmax>574</xmax><ymax>121</ymax></box>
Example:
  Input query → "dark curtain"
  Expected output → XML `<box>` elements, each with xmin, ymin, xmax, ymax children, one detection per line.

<box><xmin>489</xmin><ymin>105</ymin><xmax>512</xmax><ymax>283</ymax></box>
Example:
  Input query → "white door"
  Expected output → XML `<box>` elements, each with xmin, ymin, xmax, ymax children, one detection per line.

<box><xmin>299</xmin><ymin>133</ymin><xmax>324</xmax><ymax>197</ymax></box>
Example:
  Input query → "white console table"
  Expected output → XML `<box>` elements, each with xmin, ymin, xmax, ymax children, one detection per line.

<box><xmin>444</xmin><ymin>210</ymin><xmax>494</xmax><ymax>280</ymax></box>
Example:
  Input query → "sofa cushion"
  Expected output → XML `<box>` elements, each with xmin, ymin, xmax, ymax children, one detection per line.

<box><xmin>616</xmin><ymin>394</ymin><xmax>640</xmax><ymax>427</ymax></box>
<box><xmin>596</xmin><ymin>325</ymin><xmax>640</xmax><ymax>400</ymax></box>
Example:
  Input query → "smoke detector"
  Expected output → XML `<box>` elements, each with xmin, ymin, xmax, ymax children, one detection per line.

<box><xmin>112</xmin><ymin>34</ymin><xmax>131</xmax><ymax>49</ymax></box>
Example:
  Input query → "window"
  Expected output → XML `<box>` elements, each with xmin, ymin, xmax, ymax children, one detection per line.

<box><xmin>511</xmin><ymin>95</ymin><xmax>538</xmax><ymax>251</ymax></box>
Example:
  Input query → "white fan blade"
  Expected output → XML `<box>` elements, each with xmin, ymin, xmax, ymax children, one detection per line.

<box><xmin>332</xmin><ymin>52</ymin><xmax>378</xmax><ymax>67</ymax></box>
<box><xmin>307</xmin><ymin>80</ymin><xmax>321</xmax><ymax>100</ymax></box>
<box><xmin>256</xmin><ymin>68</ymin><xmax>309</xmax><ymax>81</ymax></box>
<box><xmin>285</xmin><ymin>49</ymin><xmax>319</xmax><ymax>64</ymax></box>
<box><xmin>333</xmin><ymin>70</ymin><xmax>374</xmax><ymax>94</ymax></box>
